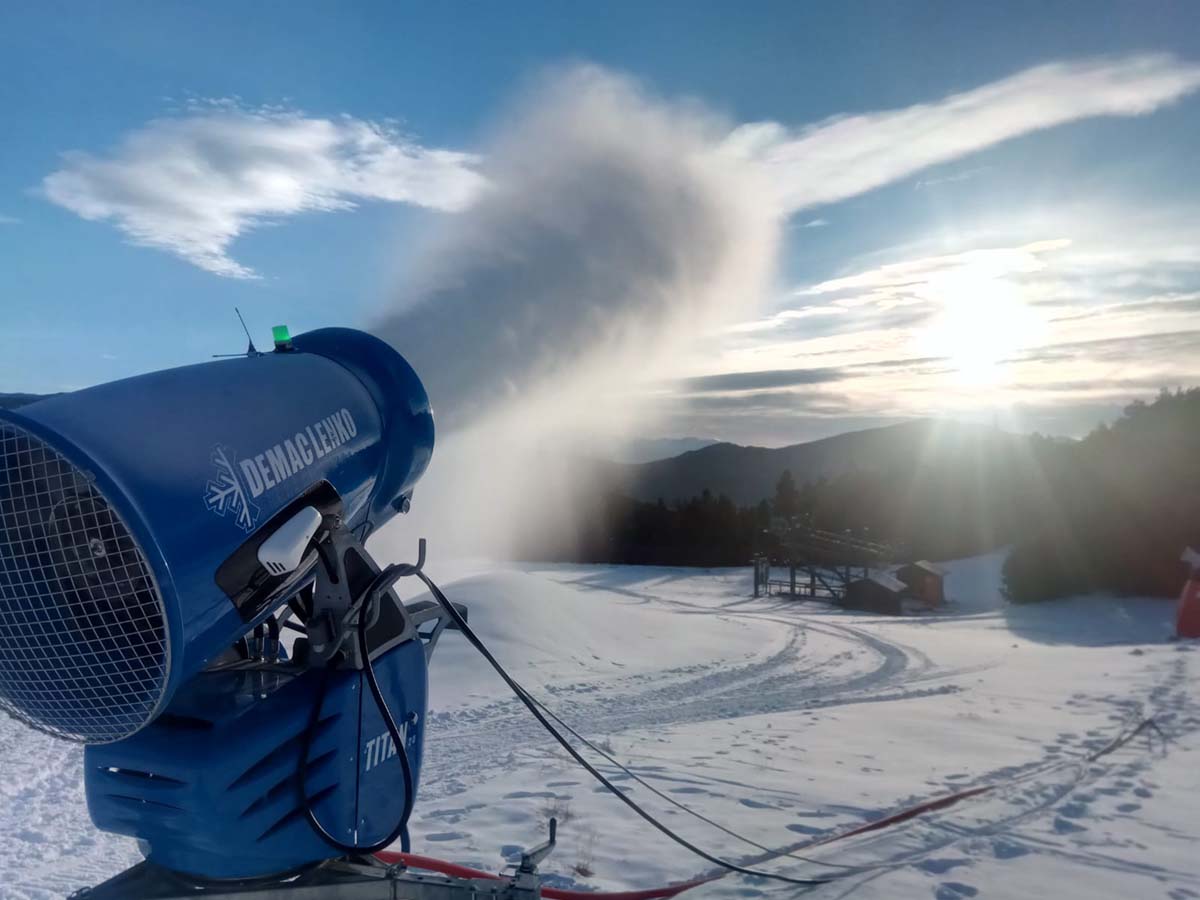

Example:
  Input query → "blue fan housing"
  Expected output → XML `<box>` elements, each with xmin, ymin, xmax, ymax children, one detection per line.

<box><xmin>0</xmin><ymin>328</ymin><xmax>433</xmax><ymax>744</ymax></box>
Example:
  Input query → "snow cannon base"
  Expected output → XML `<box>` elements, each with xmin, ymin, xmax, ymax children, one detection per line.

<box><xmin>70</xmin><ymin>851</ymin><xmax>552</xmax><ymax>900</ymax></box>
<box><xmin>77</xmin><ymin>520</ymin><xmax>465</xmax><ymax>884</ymax></box>
<box><xmin>85</xmin><ymin>635</ymin><xmax>429</xmax><ymax>879</ymax></box>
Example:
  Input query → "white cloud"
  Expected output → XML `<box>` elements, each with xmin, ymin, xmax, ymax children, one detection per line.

<box><xmin>0</xmin><ymin>214</ymin><xmax>20</xmax><ymax>225</ymax></box>
<box><xmin>42</xmin><ymin>105</ymin><xmax>484</xmax><ymax>278</ymax></box>
<box><xmin>800</xmin><ymin>239</ymin><xmax>1072</xmax><ymax>298</ymax></box>
<box><xmin>40</xmin><ymin>54</ymin><xmax>1200</xmax><ymax>280</ymax></box>
<box><xmin>727</xmin><ymin>54</ymin><xmax>1200</xmax><ymax>214</ymax></box>
<box><xmin>914</xmin><ymin>166</ymin><xmax>990</xmax><ymax>190</ymax></box>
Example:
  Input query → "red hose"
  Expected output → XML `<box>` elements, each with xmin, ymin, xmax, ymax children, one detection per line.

<box><xmin>376</xmin><ymin>782</ymin><xmax>997</xmax><ymax>897</ymax></box>
<box><xmin>376</xmin><ymin>715</ymin><xmax>1159</xmax><ymax>892</ymax></box>
<box><xmin>808</xmin><ymin>784</ymin><xmax>994</xmax><ymax>845</ymax></box>
<box><xmin>375</xmin><ymin>851</ymin><xmax>709</xmax><ymax>900</ymax></box>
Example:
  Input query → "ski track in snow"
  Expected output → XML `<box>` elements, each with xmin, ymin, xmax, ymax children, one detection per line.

<box><xmin>0</xmin><ymin>554</ymin><xmax>1198</xmax><ymax>899</ymax></box>
<box><xmin>420</xmin><ymin>604</ymin><xmax>945</xmax><ymax>802</ymax></box>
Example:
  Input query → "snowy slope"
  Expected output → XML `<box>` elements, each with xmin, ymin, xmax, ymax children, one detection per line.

<box><xmin>1</xmin><ymin>554</ymin><xmax>1197</xmax><ymax>899</ymax></box>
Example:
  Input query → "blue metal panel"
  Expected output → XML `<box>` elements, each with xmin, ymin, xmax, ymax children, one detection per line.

<box><xmin>85</xmin><ymin>638</ymin><xmax>428</xmax><ymax>879</ymax></box>
<box><xmin>356</xmin><ymin>637</ymin><xmax>428</xmax><ymax>838</ymax></box>
<box><xmin>290</xmin><ymin>329</ymin><xmax>435</xmax><ymax>528</ymax></box>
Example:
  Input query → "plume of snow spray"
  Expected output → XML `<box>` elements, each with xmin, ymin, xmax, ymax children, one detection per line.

<box><xmin>371</xmin><ymin>66</ymin><xmax>781</xmax><ymax>558</ymax></box>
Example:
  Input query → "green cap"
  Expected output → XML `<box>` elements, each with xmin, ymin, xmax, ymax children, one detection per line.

<box><xmin>272</xmin><ymin>325</ymin><xmax>291</xmax><ymax>345</ymax></box>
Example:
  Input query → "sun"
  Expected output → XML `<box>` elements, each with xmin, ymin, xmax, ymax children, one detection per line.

<box><xmin>916</xmin><ymin>265</ymin><xmax>1043</xmax><ymax>387</ymax></box>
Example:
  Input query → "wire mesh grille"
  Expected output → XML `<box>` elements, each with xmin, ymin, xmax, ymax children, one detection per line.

<box><xmin>0</xmin><ymin>422</ymin><xmax>169</xmax><ymax>743</ymax></box>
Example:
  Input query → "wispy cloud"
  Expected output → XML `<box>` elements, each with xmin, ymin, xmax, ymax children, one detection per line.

<box><xmin>0</xmin><ymin>214</ymin><xmax>20</xmax><ymax>226</ymax></box>
<box><xmin>42</xmin><ymin>103</ymin><xmax>483</xmax><ymax>277</ymax></box>
<box><xmin>41</xmin><ymin>54</ymin><xmax>1200</xmax><ymax>280</ymax></box>
<box><xmin>914</xmin><ymin>166</ymin><xmax>991</xmax><ymax>190</ymax></box>
<box><xmin>677</xmin><ymin>366</ymin><xmax>845</xmax><ymax>393</ymax></box>
<box><xmin>727</xmin><ymin>54</ymin><xmax>1200</xmax><ymax>214</ymax></box>
<box><xmin>695</xmin><ymin>226</ymin><xmax>1200</xmax><ymax>443</ymax></box>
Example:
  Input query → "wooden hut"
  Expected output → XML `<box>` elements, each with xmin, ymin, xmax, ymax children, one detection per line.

<box><xmin>895</xmin><ymin>560</ymin><xmax>946</xmax><ymax>609</ymax></box>
<box><xmin>842</xmin><ymin>572</ymin><xmax>905</xmax><ymax>615</ymax></box>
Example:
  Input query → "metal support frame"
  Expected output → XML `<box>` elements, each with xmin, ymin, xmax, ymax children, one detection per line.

<box><xmin>71</xmin><ymin>809</ymin><xmax>557</xmax><ymax>900</ymax></box>
<box><xmin>70</xmin><ymin>854</ymin><xmax>549</xmax><ymax>897</ymax></box>
<box><xmin>751</xmin><ymin>556</ymin><xmax>767</xmax><ymax>598</ymax></box>
<box><xmin>518</xmin><ymin>817</ymin><xmax>557</xmax><ymax>874</ymax></box>
<box><xmin>70</xmin><ymin>857</ymin><xmax>544</xmax><ymax>900</ymax></box>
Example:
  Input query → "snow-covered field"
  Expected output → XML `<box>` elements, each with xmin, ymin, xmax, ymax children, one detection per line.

<box><xmin>1</xmin><ymin>553</ymin><xmax>1197</xmax><ymax>899</ymax></box>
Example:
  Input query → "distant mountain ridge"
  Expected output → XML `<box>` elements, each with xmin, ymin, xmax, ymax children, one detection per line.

<box><xmin>0</xmin><ymin>392</ymin><xmax>53</xmax><ymax>410</ymax></box>
<box><xmin>614</xmin><ymin>419</ymin><xmax>1032</xmax><ymax>506</ymax></box>
<box><xmin>608</xmin><ymin>436</ymin><xmax>719</xmax><ymax>464</ymax></box>
<box><xmin>526</xmin><ymin>417</ymin><xmax>1047</xmax><ymax>564</ymax></box>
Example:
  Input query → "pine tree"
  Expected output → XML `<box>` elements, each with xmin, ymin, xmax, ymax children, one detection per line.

<box><xmin>774</xmin><ymin>469</ymin><xmax>800</xmax><ymax>519</ymax></box>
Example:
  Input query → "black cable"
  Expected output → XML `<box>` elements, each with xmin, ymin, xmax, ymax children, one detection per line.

<box><xmin>524</xmin><ymin>694</ymin><xmax>865</xmax><ymax>872</ymax></box>
<box><xmin>413</xmin><ymin>567</ymin><xmax>830</xmax><ymax>888</ymax></box>
<box><xmin>296</xmin><ymin>585</ymin><xmax>414</xmax><ymax>855</ymax></box>
<box><xmin>299</xmin><ymin>547</ymin><xmax>1167</xmax><ymax>885</ymax></box>
<box><xmin>289</xmin><ymin>590</ymin><xmax>313</xmax><ymax>624</ymax></box>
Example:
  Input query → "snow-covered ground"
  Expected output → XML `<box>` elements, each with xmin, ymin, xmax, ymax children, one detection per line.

<box><xmin>1</xmin><ymin>552</ymin><xmax>1197</xmax><ymax>899</ymax></box>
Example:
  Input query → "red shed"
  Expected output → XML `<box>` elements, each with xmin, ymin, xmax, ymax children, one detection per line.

<box><xmin>895</xmin><ymin>560</ymin><xmax>946</xmax><ymax>609</ymax></box>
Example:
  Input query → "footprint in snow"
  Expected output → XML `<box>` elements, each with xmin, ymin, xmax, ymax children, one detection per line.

<box><xmin>1058</xmin><ymin>801</ymin><xmax>1089</xmax><ymax>819</ymax></box>
<box><xmin>425</xmin><ymin>832</ymin><xmax>467</xmax><ymax>842</ymax></box>
<box><xmin>739</xmin><ymin>799</ymin><xmax>775</xmax><ymax>809</ymax></box>
<box><xmin>934</xmin><ymin>883</ymin><xmax>978</xmax><ymax>900</ymax></box>
<box><xmin>917</xmin><ymin>858</ymin><xmax>970</xmax><ymax>875</ymax></box>
<box><xmin>1117</xmin><ymin>803</ymin><xmax>1142</xmax><ymax>814</ymax></box>
<box><xmin>1053</xmin><ymin>816</ymin><xmax>1088</xmax><ymax>834</ymax></box>
<box><xmin>786</xmin><ymin>824</ymin><xmax>825</xmax><ymax>835</ymax></box>
<box><xmin>424</xmin><ymin>811</ymin><xmax>465</xmax><ymax>824</ymax></box>
<box><xmin>991</xmin><ymin>839</ymin><xmax>1029</xmax><ymax>859</ymax></box>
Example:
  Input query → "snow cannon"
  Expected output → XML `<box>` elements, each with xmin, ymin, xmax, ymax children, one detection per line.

<box><xmin>0</xmin><ymin>327</ymin><xmax>463</xmax><ymax>887</ymax></box>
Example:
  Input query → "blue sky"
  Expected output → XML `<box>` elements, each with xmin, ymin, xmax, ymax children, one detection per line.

<box><xmin>3</xmin><ymin>2</ymin><xmax>1199</xmax><ymax>445</ymax></box>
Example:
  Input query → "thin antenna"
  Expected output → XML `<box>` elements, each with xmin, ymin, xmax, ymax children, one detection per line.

<box><xmin>236</xmin><ymin>308</ymin><xmax>259</xmax><ymax>355</ymax></box>
<box><xmin>213</xmin><ymin>307</ymin><xmax>262</xmax><ymax>358</ymax></box>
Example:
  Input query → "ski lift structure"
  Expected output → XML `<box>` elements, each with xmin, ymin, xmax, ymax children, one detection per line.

<box><xmin>752</xmin><ymin>520</ymin><xmax>949</xmax><ymax>615</ymax></box>
<box><xmin>752</xmin><ymin>519</ymin><xmax>893</xmax><ymax>606</ymax></box>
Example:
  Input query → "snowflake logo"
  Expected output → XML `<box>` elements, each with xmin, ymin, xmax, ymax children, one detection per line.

<box><xmin>204</xmin><ymin>445</ymin><xmax>260</xmax><ymax>532</ymax></box>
